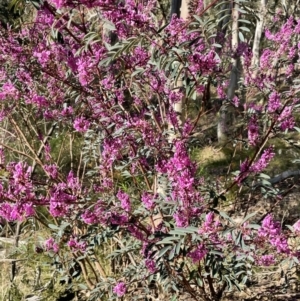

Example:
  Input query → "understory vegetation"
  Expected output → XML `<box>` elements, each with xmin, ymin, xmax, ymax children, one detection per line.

<box><xmin>1</xmin><ymin>0</ymin><xmax>300</xmax><ymax>300</ymax></box>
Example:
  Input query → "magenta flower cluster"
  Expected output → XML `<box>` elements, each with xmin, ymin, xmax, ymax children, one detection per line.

<box><xmin>259</xmin><ymin>214</ymin><xmax>290</xmax><ymax>254</ymax></box>
<box><xmin>188</xmin><ymin>244</ymin><xmax>207</xmax><ymax>263</ymax></box>
<box><xmin>44</xmin><ymin>237</ymin><xmax>59</xmax><ymax>253</ymax></box>
<box><xmin>113</xmin><ymin>282</ymin><xmax>126</xmax><ymax>297</ymax></box>
<box><xmin>68</xmin><ymin>238</ymin><xmax>87</xmax><ymax>252</ymax></box>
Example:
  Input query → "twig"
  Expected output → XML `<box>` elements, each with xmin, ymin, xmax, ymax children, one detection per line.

<box><xmin>112</xmin><ymin>236</ymin><xmax>137</xmax><ymax>266</ymax></box>
<box><xmin>0</xmin><ymin>259</ymin><xmax>26</xmax><ymax>262</ymax></box>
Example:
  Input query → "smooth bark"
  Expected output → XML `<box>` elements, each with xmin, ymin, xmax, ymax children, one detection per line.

<box><xmin>217</xmin><ymin>1</ymin><xmax>240</xmax><ymax>143</ymax></box>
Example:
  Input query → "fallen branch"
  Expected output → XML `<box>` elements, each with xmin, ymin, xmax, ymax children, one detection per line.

<box><xmin>268</xmin><ymin>169</ymin><xmax>300</xmax><ymax>185</ymax></box>
<box><xmin>253</xmin><ymin>169</ymin><xmax>300</xmax><ymax>189</ymax></box>
<box><xmin>0</xmin><ymin>258</ymin><xmax>26</xmax><ymax>262</ymax></box>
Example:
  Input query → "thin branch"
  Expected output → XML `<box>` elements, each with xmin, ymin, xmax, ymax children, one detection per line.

<box><xmin>112</xmin><ymin>236</ymin><xmax>137</xmax><ymax>266</ymax></box>
<box><xmin>0</xmin><ymin>142</ymin><xmax>36</xmax><ymax>162</ymax></box>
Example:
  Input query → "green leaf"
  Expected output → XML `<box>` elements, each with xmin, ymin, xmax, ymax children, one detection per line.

<box><xmin>246</xmin><ymin>223</ymin><xmax>260</xmax><ymax>230</ymax></box>
<box><xmin>209</xmin><ymin>250</ymin><xmax>223</xmax><ymax>256</ymax></box>
<box><xmin>248</xmin><ymin>255</ymin><xmax>254</xmax><ymax>262</ymax></box>
<box><xmin>196</xmin><ymin>277</ymin><xmax>203</xmax><ymax>287</ymax></box>
<box><xmin>193</xmin><ymin>15</ymin><xmax>203</xmax><ymax>23</ymax></box>
<box><xmin>294</xmin><ymin>126</ymin><xmax>300</xmax><ymax>132</ymax></box>
<box><xmin>175</xmin><ymin>238</ymin><xmax>183</xmax><ymax>255</ymax></box>
<box><xmin>259</xmin><ymin>173</ymin><xmax>270</xmax><ymax>179</ymax></box>
<box><xmin>217</xmin><ymin>13</ymin><xmax>231</xmax><ymax>25</ymax></box>
<box><xmin>234</xmin><ymin>263</ymin><xmax>245</xmax><ymax>268</ymax></box>
<box><xmin>219</xmin><ymin>211</ymin><xmax>235</xmax><ymax>224</ymax></box>
<box><xmin>131</xmin><ymin>68</ymin><xmax>145</xmax><ymax>77</ymax></box>
<box><xmin>232</xmin><ymin>280</ymin><xmax>242</xmax><ymax>291</ymax></box>
<box><xmin>184</xmin><ymin>226</ymin><xmax>199</xmax><ymax>232</ymax></box>
<box><xmin>236</xmin><ymin>254</ymin><xmax>246</xmax><ymax>261</ymax></box>
<box><xmin>48</xmin><ymin>224</ymin><xmax>59</xmax><ymax>230</ymax></box>
<box><xmin>103</xmin><ymin>20</ymin><xmax>116</xmax><ymax>31</ymax></box>
<box><xmin>236</xmin><ymin>8</ymin><xmax>247</xmax><ymax>14</ymax></box>
<box><xmin>169</xmin><ymin>226</ymin><xmax>198</xmax><ymax>235</ymax></box>
<box><xmin>235</xmin><ymin>231</ymin><xmax>242</xmax><ymax>246</ymax></box>
<box><xmin>239</xmin><ymin>26</ymin><xmax>250</xmax><ymax>32</ymax></box>
<box><xmin>156</xmin><ymin>237</ymin><xmax>178</xmax><ymax>245</ymax></box>
<box><xmin>238</xmin><ymin>19</ymin><xmax>251</xmax><ymax>24</ymax></box>
<box><xmin>168</xmin><ymin>246</ymin><xmax>176</xmax><ymax>260</ymax></box>
<box><xmin>225</xmin><ymin>275</ymin><xmax>232</xmax><ymax>291</ymax></box>
<box><xmin>212</xmin><ymin>43</ymin><xmax>222</xmax><ymax>48</ymax></box>
<box><xmin>30</xmin><ymin>0</ymin><xmax>42</xmax><ymax>9</ymax></box>
<box><xmin>285</xmin><ymin>225</ymin><xmax>294</xmax><ymax>232</ymax></box>
<box><xmin>156</xmin><ymin>246</ymin><xmax>172</xmax><ymax>258</ymax></box>
<box><xmin>261</xmin><ymin>179</ymin><xmax>271</xmax><ymax>186</ymax></box>
<box><xmin>239</xmin><ymin>31</ymin><xmax>245</xmax><ymax>42</ymax></box>
<box><xmin>241</xmin><ymin>212</ymin><xmax>256</xmax><ymax>224</ymax></box>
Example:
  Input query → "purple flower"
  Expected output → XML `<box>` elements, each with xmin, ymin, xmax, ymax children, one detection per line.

<box><xmin>173</xmin><ymin>211</ymin><xmax>188</xmax><ymax>227</ymax></box>
<box><xmin>235</xmin><ymin>159</ymin><xmax>250</xmax><ymax>185</ymax></box>
<box><xmin>45</xmin><ymin>164</ymin><xmax>58</xmax><ymax>179</ymax></box>
<box><xmin>77</xmin><ymin>57</ymin><xmax>92</xmax><ymax>86</ymax></box>
<box><xmin>81</xmin><ymin>210</ymin><xmax>98</xmax><ymax>224</ymax></box>
<box><xmin>128</xmin><ymin>225</ymin><xmax>145</xmax><ymax>241</ymax></box>
<box><xmin>33</xmin><ymin>49</ymin><xmax>51</xmax><ymax>67</ymax></box>
<box><xmin>0</xmin><ymin>203</ymin><xmax>20</xmax><ymax>221</ymax></box>
<box><xmin>257</xmin><ymin>254</ymin><xmax>275</xmax><ymax>266</ymax></box>
<box><xmin>259</xmin><ymin>214</ymin><xmax>280</xmax><ymax>237</ymax></box>
<box><xmin>270</xmin><ymin>236</ymin><xmax>290</xmax><ymax>253</ymax></box>
<box><xmin>286</xmin><ymin>64</ymin><xmax>294</xmax><ymax>77</ymax></box>
<box><xmin>278</xmin><ymin>105</ymin><xmax>295</xmax><ymax>131</ymax></box>
<box><xmin>268</xmin><ymin>92</ymin><xmax>281</xmax><ymax>113</ymax></box>
<box><xmin>110</xmin><ymin>213</ymin><xmax>129</xmax><ymax>226</ymax></box>
<box><xmin>0</xmin><ymin>201</ymin><xmax>35</xmax><ymax>222</ymax></box>
<box><xmin>51</xmin><ymin>0</ymin><xmax>65</xmax><ymax>9</ymax></box>
<box><xmin>240</xmin><ymin>159</ymin><xmax>250</xmax><ymax>173</ymax></box>
<box><xmin>0</xmin><ymin>81</ymin><xmax>18</xmax><ymax>100</ymax></box>
<box><xmin>217</xmin><ymin>84</ymin><xmax>226</xmax><ymax>98</ymax></box>
<box><xmin>117</xmin><ymin>190</ymin><xmax>131</xmax><ymax>211</ymax></box>
<box><xmin>113</xmin><ymin>282</ymin><xmax>126</xmax><ymax>297</ymax></box>
<box><xmin>68</xmin><ymin>238</ymin><xmax>86</xmax><ymax>252</ymax></box>
<box><xmin>260</xmin><ymin>49</ymin><xmax>272</xmax><ymax>69</ymax></box>
<box><xmin>188</xmin><ymin>244</ymin><xmax>207</xmax><ymax>263</ymax></box>
<box><xmin>280</xmin><ymin>118</ymin><xmax>295</xmax><ymax>131</ymax></box>
<box><xmin>67</xmin><ymin>171</ymin><xmax>80</xmax><ymax>191</ymax></box>
<box><xmin>141</xmin><ymin>192</ymin><xmax>154</xmax><ymax>210</ymax></box>
<box><xmin>31</xmin><ymin>94</ymin><xmax>48</xmax><ymax>108</ymax></box>
<box><xmin>248</xmin><ymin>116</ymin><xmax>259</xmax><ymax>146</ymax></box>
<box><xmin>259</xmin><ymin>214</ymin><xmax>290</xmax><ymax>254</ymax></box>
<box><xmin>200</xmin><ymin>212</ymin><xmax>217</xmax><ymax>233</ymax></box>
<box><xmin>61</xmin><ymin>106</ymin><xmax>73</xmax><ymax>117</ymax></box>
<box><xmin>232</xmin><ymin>96</ymin><xmax>240</xmax><ymax>108</ymax></box>
<box><xmin>145</xmin><ymin>259</ymin><xmax>157</xmax><ymax>273</ymax></box>
<box><xmin>23</xmin><ymin>203</ymin><xmax>35</xmax><ymax>217</ymax></box>
<box><xmin>250</xmin><ymin>147</ymin><xmax>275</xmax><ymax>173</ymax></box>
<box><xmin>44</xmin><ymin>237</ymin><xmax>59</xmax><ymax>253</ymax></box>
<box><xmin>293</xmin><ymin>220</ymin><xmax>300</xmax><ymax>233</ymax></box>
<box><xmin>73</xmin><ymin>117</ymin><xmax>90</xmax><ymax>133</ymax></box>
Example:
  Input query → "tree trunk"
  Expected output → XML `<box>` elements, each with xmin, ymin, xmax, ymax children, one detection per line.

<box><xmin>217</xmin><ymin>1</ymin><xmax>240</xmax><ymax>144</ymax></box>
<box><xmin>251</xmin><ymin>0</ymin><xmax>268</xmax><ymax>75</ymax></box>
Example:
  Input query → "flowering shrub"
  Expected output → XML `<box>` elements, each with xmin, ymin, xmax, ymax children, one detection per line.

<box><xmin>0</xmin><ymin>0</ymin><xmax>300</xmax><ymax>300</ymax></box>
